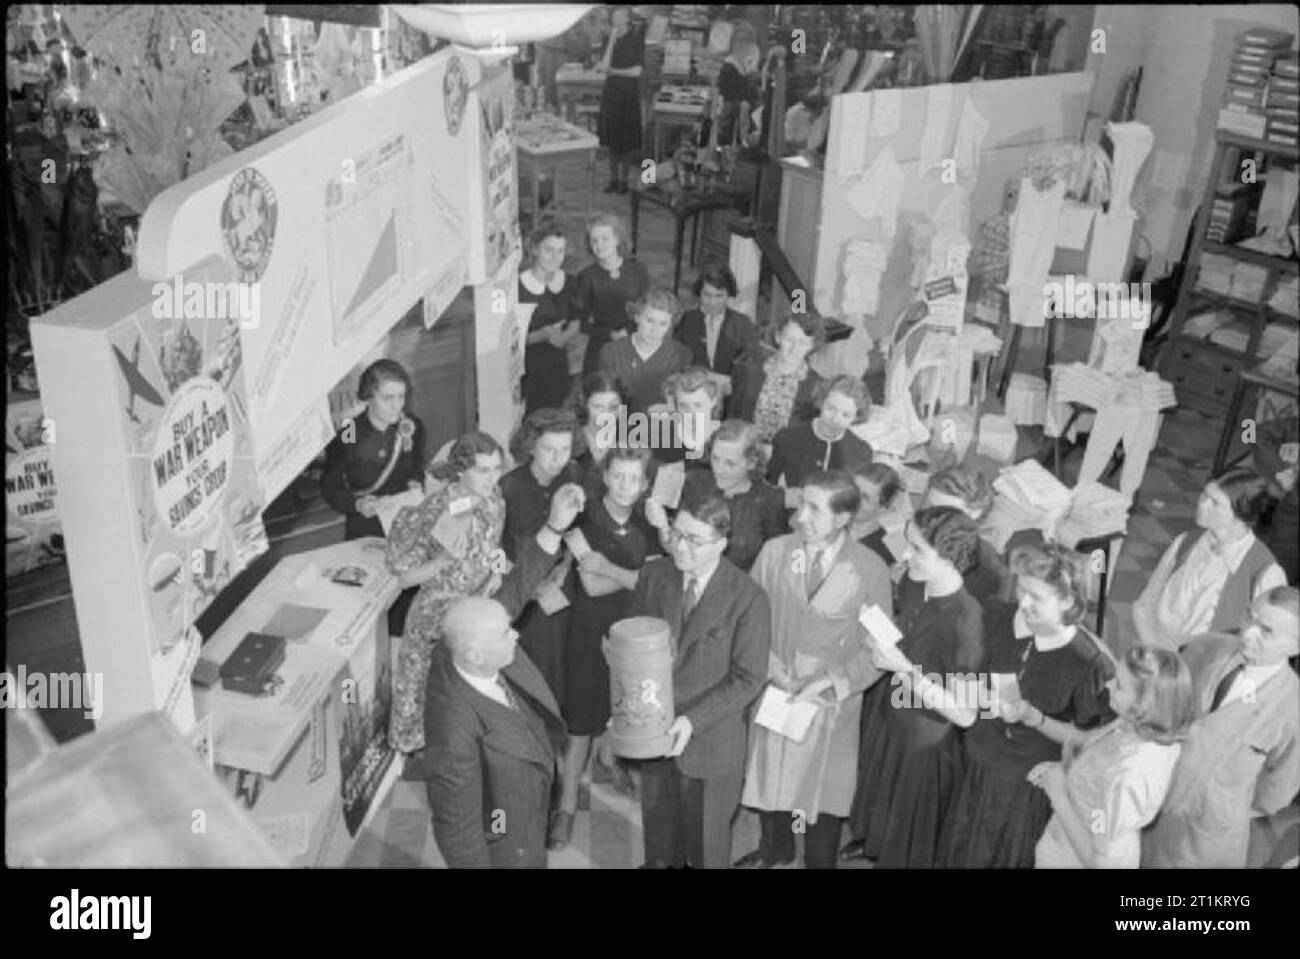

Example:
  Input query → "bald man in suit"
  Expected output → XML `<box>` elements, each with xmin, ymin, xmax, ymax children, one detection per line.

<box><xmin>418</xmin><ymin>482</ymin><xmax>584</xmax><ymax>868</ymax></box>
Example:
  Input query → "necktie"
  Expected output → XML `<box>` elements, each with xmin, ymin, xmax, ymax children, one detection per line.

<box><xmin>1211</xmin><ymin>663</ymin><xmax>1245</xmax><ymax>712</ymax></box>
<box><xmin>805</xmin><ymin>549</ymin><xmax>826</xmax><ymax>599</ymax></box>
<box><xmin>682</xmin><ymin>576</ymin><xmax>700</xmax><ymax>624</ymax></box>
<box><xmin>496</xmin><ymin>676</ymin><xmax>520</xmax><ymax>711</ymax></box>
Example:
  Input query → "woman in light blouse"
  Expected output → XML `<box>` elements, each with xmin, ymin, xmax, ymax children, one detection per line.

<box><xmin>1029</xmin><ymin>645</ymin><xmax>1194</xmax><ymax>868</ymax></box>
<box><xmin>1132</xmin><ymin>468</ymin><xmax>1285</xmax><ymax>651</ymax></box>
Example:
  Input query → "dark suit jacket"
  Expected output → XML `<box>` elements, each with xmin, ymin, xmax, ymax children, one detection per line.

<box><xmin>726</xmin><ymin>348</ymin><xmax>824</xmax><ymax>426</ymax></box>
<box><xmin>419</xmin><ymin>533</ymin><xmax>565</xmax><ymax>868</ymax></box>
<box><xmin>423</xmin><ymin>644</ymin><xmax>565</xmax><ymax>868</ymax></box>
<box><xmin>674</xmin><ymin>307</ymin><xmax>757</xmax><ymax>378</ymax></box>
<box><xmin>627</xmin><ymin>556</ymin><xmax>771</xmax><ymax>780</ymax></box>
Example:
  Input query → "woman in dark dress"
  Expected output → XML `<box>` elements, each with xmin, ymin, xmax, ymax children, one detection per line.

<box><xmin>843</xmin><ymin>506</ymin><xmax>985</xmax><ymax>867</ymax></box>
<box><xmin>518</xmin><ymin>219</ymin><xmax>580</xmax><ymax>414</ymax></box>
<box><xmin>767</xmin><ymin>375</ymin><xmax>874</xmax><ymax>493</ymax></box>
<box><xmin>319</xmin><ymin>359</ymin><xmax>426</xmax><ymax>634</ymax></box>
<box><xmin>729</xmin><ymin>312</ymin><xmax>826</xmax><ymax>438</ymax></box>
<box><xmin>648</xmin><ymin>419</ymin><xmax>786</xmax><ymax>573</ymax></box>
<box><xmin>937</xmin><ymin>543</ymin><xmax>1115</xmax><ymax>868</ymax></box>
<box><xmin>576</xmin><ymin>213</ymin><xmax>651</xmax><ymax>373</ymax></box>
<box><xmin>569</xmin><ymin>370</ymin><xmax>631</xmax><ymax>499</ymax></box>
<box><xmin>550</xmin><ymin>445</ymin><xmax>660</xmax><ymax>850</ymax></box>
<box><xmin>851</xmin><ymin>461</ymin><xmax>904</xmax><ymax>567</ymax></box>
<box><xmin>924</xmin><ymin>466</ymin><xmax>1013</xmax><ymax>604</ymax></box>
<box><xmin>499</xmin><ymin>408</ymin><xmax>583</xmax><ymax>700</ymax></box>
<box><xmin>597</xmin><ymin>286</ymin><xmax>691</xmax><ymax>416</ymax></box>
<box><xmin>713</xmin><ymin>38</ymin><xmax>760</xmax><ymax>146</ymax></box>
<box><xmin>596</xmin><ymin>6</ymin><xmax>644</xmax><ymax>193</ymax></box>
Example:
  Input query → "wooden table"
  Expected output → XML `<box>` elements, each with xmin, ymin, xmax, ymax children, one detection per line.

<box><xmin>515</xmin><ymin>117</ymin><xmax>600</xmax><ymax>223</ymax></box>
<box><xmin>630</xmin><ymin>182</ymin><xmax>751</xmax><ymax>294</ymax></box>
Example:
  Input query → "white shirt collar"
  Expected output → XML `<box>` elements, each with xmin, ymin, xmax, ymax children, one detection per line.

<box><xmin>453</xmin><ymin>661</ymin><xmax>509</xmax><ymax>707</ymax></box>
<box><xmin>685</xmin><ymin>557</ymin><xmax>722</xmax><ymax>596</ymax></box>
<box><xmin>805</xmin><ymin>531</ymin><xmax>847</xmax><ymax>574</ymax></box>
<box><xmin>1201</xmin><ymin>529</ymin><xmax>1259</xmax><ymax>569</ymax></box>
<box><xmin>520</xmin><ymin>268</ymin><xmax>566</xmax><ymax>296</ymax></box>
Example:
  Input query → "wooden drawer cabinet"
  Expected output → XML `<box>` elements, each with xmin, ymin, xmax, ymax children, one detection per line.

<box><xmin>1163</xmin><ymin>338</ymin><xmax>1245</xmax><ymax>415</ymax></box>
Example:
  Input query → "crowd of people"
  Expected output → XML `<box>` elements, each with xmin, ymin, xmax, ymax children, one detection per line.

<box><xmin>318</xmin><ymin>209</ymin><xmax>1299</xmax><ymax>870</ymax></box>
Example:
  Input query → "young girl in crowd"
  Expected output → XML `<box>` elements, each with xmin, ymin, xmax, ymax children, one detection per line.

<box><xmin>385</xmin><ymin>432</ymin><xmax>508</xmax><ymax>755</ymax></box>
<box><xmin>923</xmin><ymin>466</ymin><xmax>1012</xmax><ymax>604</ymax></box>
<box><xmin>1133</xmin><ymin>467</ymin><xmax>1285</xmax><ymax>651</ymax></box>
<box><xmin>1030</xmin><ymin>645</ymin><xmax>1194</xmax><ymax>868</ymax></box>
<box><xmin>767</xmin><ymin>375</ymin><xmax>874</xmax><ymax>496</ymax></box>
<box><xmin>844</xmin><ymin>507</ymin><xmax>984</xmax><ymax>866</ymax></box>
<box><xmin>730</xmin><ymin>312</ymin><xmax>826</xmax><ymax>438</ymax></box>
<box><xmin>938</xmin><ymin>544</ymin><xmax>1116</xmax><ymax>868</ymax></box>
<box><xmin>499</xmin><ymin>408</ymin><xmax>583</xmax><ymax>699</ymax></box>
<box><xmin>518</xmin><ymin>220</ymin><xmax>580</xmax><ymax>413</ymax></box>
<box><xmin>597</xmin><ymin>286</ymin><xmax>691</xmax><ymax>416</ymax></box>
<box><xmin>569</xmin><ymin>370</ymin><xmax>630</xmax><ymax>497</ymax></box>
<box><xmin>552</xmin><ymin>446</ymin><xmax>661</xmax><ymax>848</ymax></box>
<box><xmin>650</xmin><ymin>419</ymin><xmax>787</xmax><ymax>573</ymax></box>
<box><xmin>577</xmin><ymin>213</ymin><xmax>650</xmax><ymax>373</ymax></box>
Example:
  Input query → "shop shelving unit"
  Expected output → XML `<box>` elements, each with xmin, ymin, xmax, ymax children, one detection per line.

<box><xmin>1159</xmin><ymin>131</ymin><xmax>1299</xmax><ymax>417</ymax></box>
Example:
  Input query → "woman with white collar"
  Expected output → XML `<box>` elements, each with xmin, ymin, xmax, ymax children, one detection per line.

<box><xmin>518</xmin><ymin>219</ymin><xmax>580</xmax><ymax>413</ymax></box>
<box><xmin>936</xmin><ymin>544</ymin><xmax>1117</xmax><ymax>868</ymax></box>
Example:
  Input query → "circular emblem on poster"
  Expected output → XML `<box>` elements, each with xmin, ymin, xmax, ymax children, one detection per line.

<box><xmin>221</xmin><ymin>166</ymin><xmax>278</xmax><ymax>282</ymax></box>
<box><xmin>151</xmin><ymin>376</ymin><xmax>235</xmax><ymax>537</ymax></box>
<box><xmin>444</xmin><ymin>54</ymin><xmax>469</xmax><ymax>135</ymax></box>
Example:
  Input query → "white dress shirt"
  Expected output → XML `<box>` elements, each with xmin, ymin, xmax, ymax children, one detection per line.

<box><xmin>454</xmin><ymin>662</ymin><xmax>513</xmax><ymax>709</ymax></box>
<box><xmin>703</xmin><ymin>311</ymin><xmax>725</xmax><ymax>368</ymax></box>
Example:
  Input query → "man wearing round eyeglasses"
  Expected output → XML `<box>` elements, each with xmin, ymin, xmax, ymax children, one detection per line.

<box><xmin>627</xmin><ymin>492</ymin><xmax>772</xmax><ymax>869</ymax></box>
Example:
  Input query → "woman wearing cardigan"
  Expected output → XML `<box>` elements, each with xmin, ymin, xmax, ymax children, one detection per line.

<box><xmin>1132</xmin><ymin>468</ymin><xmax>1285</xmax><ymax>651</ymax></box>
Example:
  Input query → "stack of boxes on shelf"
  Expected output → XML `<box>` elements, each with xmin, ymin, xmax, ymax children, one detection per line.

<box><xmin>1266</xmin><ymin>54</ymin><xmax>1300</xmax><ymax>147</ymax></box>
<box><xmin>1207</xmin><ymin>180</ymin><xmax>1255</xmax><ymax>243</ymax></box>
<box><xmin>1218</xmin><ymin>27</ymin><xmax>1295</xmax><ymax>141</ymax></box>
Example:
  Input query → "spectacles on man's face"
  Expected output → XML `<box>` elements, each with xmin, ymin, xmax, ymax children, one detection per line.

<box><xmin>668</xmin><ymin>528</ymin><xmax>722</xmax><ymax>550</ymax></box>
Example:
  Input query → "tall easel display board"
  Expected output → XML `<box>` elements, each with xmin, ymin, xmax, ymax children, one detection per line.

<box><xmin>816</xmin><ymin>73</ymin><xmax>1094</xmax><ymax>338</ymax></box>
<box><xmin>31</xmin><ymin>48</ymin><xmax>520</xmax><ymax>733</ymax></box>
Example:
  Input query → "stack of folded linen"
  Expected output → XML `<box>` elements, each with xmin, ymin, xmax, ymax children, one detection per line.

<box><xmin>1054</xmin><ymin>482</ymin><xmax>1130</xmax><ymax>548</ymax></box>
<box><xmin>984</xmin><ymin>458</ymin><xmax>1074</xmax><ymax>551</ymax></box>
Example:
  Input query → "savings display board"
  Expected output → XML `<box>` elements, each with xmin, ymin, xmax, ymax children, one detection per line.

<box><xmin>32</xmin><ymin>48</ymin><xmax>504</xmax><ymax>730</ymax></box>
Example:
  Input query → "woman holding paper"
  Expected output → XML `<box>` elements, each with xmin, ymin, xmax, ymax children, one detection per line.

<box><xmin>843</xmin><ymin>506</ymin><xmax>984</xmax><ymax>867</ymax></box>
<box><xmin>1029</xmin><ymin>645</ymin><xmax>1193</xmax><ymax>868</ymax></box>
<box><xmin>937</xmin><ymin>544</ymin><xmax>1116</xmax><ymax>868</ymax></box>
<box><xmin>550</xmin><ymin>446</ymin><xmax>662</xmax><ymax>849</ymax></box>
<box><xmin>385</xmin><ymin>432</ymin><xmax>509</xmax><ymax>755</ymax></box>
<box><xmin>500</xmin><ymin>408</ymin><xmax>584</xmax><ymax>700</ymax></box>
<box><xmin>735</xmin><ymin>470</ymin><xmax>890</xmax><ymax>868</ymax></box>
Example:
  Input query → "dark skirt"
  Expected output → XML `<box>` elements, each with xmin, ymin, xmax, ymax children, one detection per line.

<box><xmin>848</xmin><ymin>681</ymin><xmax>966</xmax><ymax>868</ymax></box>
<box><xmin>598</xmin><ymin>75</ymin><xmax>642</xmax><ymax>156</ymax></box>
<box><xmin>561</xmin><ymin>588</ymin><xmax>623</xmax><ymax>735</ymax></box>
<box><xmin>936</xmin><ymin>753</ymin><xmax>1052</xmax><ymax>868</ymax></box>
<box><xmin>522</xmin><ymin>343</ymin><xmax>572</xmax><ymax>414</ymax></box>
<box><xmin>517</xmin><ymin>600</ymin><xmax>568</xmax><ymax>704</ymax></box>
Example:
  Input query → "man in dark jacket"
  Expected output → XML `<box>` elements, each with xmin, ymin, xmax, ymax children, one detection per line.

<box><xmin>628</xmin><ymin>493</ymin><xmax>772</xmax><ymax>868</ymax></box>
<box><xmin>419</xmin><ymin>482</ymin><xmax>584</xmax><ymax>868</ymax></box>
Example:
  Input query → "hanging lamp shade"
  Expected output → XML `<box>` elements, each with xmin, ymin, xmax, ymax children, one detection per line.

<box><xmin>388</xmin><ymin>4</ymin><xmax>593</xmax><ymax>49</ymax></box>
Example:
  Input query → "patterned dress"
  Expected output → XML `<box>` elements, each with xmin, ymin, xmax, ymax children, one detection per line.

<box><xmin>385</xmin><ymin>482</ymin><xmax>508</xmax><ymax>752</ymax></box>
